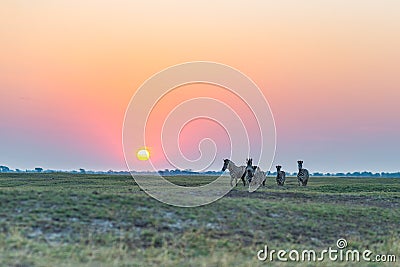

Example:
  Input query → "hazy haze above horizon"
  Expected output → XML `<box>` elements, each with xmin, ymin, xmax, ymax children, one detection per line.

<box><xmin>1</xmin><ymin>1</ymin><xmax>399</xmax><ymax>173</ymax></box>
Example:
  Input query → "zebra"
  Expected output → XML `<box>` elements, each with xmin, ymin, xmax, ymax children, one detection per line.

<box><xmin>241</xmin><ymin>158</ymin><xmax>267</xmax><ymax>188</ymax></box>
<box><xmin>222</xmin><ymin>159</ymin><xmax>246</xmax><ymax>186</ymax></box>
<box><xmin>242</xmin><ymin>158</ymin><xmax>255</xmax><ymax>185</ymax></box>
<box><xmin>252</xmin><ymin>167</ymin><xmax>267</xmax><ymax>188</ymax></box>
<box><xmin>297</xmin><ymin>160</ymin><xmax>309</xmax><ymax>186</ymax></box>
<box><xmin>276</xmin><ymin>165</ymin><xmax>286</xmax><ymax>186</ymax></box>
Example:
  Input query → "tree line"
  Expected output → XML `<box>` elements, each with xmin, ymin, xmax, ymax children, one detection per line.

<box><xmin>0</xmin><ymin>165</ymin><xmax>399</xmax><ymax>177</ymax></box>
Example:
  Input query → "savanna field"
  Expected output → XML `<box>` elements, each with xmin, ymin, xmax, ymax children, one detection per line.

<box><xmin>0</xmin><ymin>173</ymin><xmax>399</xmax><ymax>266</ymax></box>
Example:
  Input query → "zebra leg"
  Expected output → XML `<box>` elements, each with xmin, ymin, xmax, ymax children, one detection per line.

<box><xmin>240</xmin><ymin>171</ymin><xmax>246</xmax><ymax>186</ymax></box>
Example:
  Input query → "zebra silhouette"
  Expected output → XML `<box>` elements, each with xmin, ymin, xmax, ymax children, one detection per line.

<box><xmin>241</xmin><ymin>158</ymin><xmax>266</xmax><ymax>188</ymax></box>
<box><xmin>276</xmin><ymin>165</ymin><xmax>286</xmax><ymax>186</ymax></box>
<box><xmin>297</xmin><ymin>160</ymin><xmax>309</xmax><ymax>186</ymax></box>
<box><xmin>222</xmin><ymin>159</ymin><xmax>246</xmax><ymax>187</ymax></box>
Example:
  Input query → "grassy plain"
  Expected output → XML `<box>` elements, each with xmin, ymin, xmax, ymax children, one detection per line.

<box><xmin>0</xmin><ymin>173</ymin><xmax>399</xmax><ymax>266</ymax></box>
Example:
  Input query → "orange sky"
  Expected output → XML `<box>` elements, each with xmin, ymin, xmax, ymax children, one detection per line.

<box><xmin>1</xmin><ymin>1</ymin><xmax>399</xmax><ymax>172</ymax></box>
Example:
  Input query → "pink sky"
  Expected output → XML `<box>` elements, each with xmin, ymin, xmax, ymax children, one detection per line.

<box><xmin>1</xmin><ymin>1</ymin><xmax>399</xmax><ymax>172</ymax></box>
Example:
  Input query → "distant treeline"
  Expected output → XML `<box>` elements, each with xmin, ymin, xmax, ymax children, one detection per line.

<box><xmin>157</xmin><ymin>169</ymin><xmax>222</xmax><ymax>176</ymax></box>
<box><xmin>0</xmin><ymin>165</ymin><xmax>399</xmax><ymax>178</ymax></box>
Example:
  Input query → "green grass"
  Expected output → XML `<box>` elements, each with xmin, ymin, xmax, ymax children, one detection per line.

<box><xmin>0</xmin><ymin>173</ymin><xmax>399</xmax><ymax>266</ymax></box>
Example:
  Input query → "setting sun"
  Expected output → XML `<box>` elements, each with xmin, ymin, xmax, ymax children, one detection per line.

<box><xmin>136</xmin><ymin>148</ymin><xmax>150</xmax><ymax>161</ymax></box>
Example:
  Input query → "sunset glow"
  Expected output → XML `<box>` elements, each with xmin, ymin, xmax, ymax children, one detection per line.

<box><xmin>1</xmin><ymin>1</ymin><xmax>400</xmax><ymax>172</ymax></box>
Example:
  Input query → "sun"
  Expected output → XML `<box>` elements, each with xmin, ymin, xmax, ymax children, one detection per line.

<box><xmin>136</xmin><ymin>148</ymin><xmax>150</xmax><ymax>161</ymax></box>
